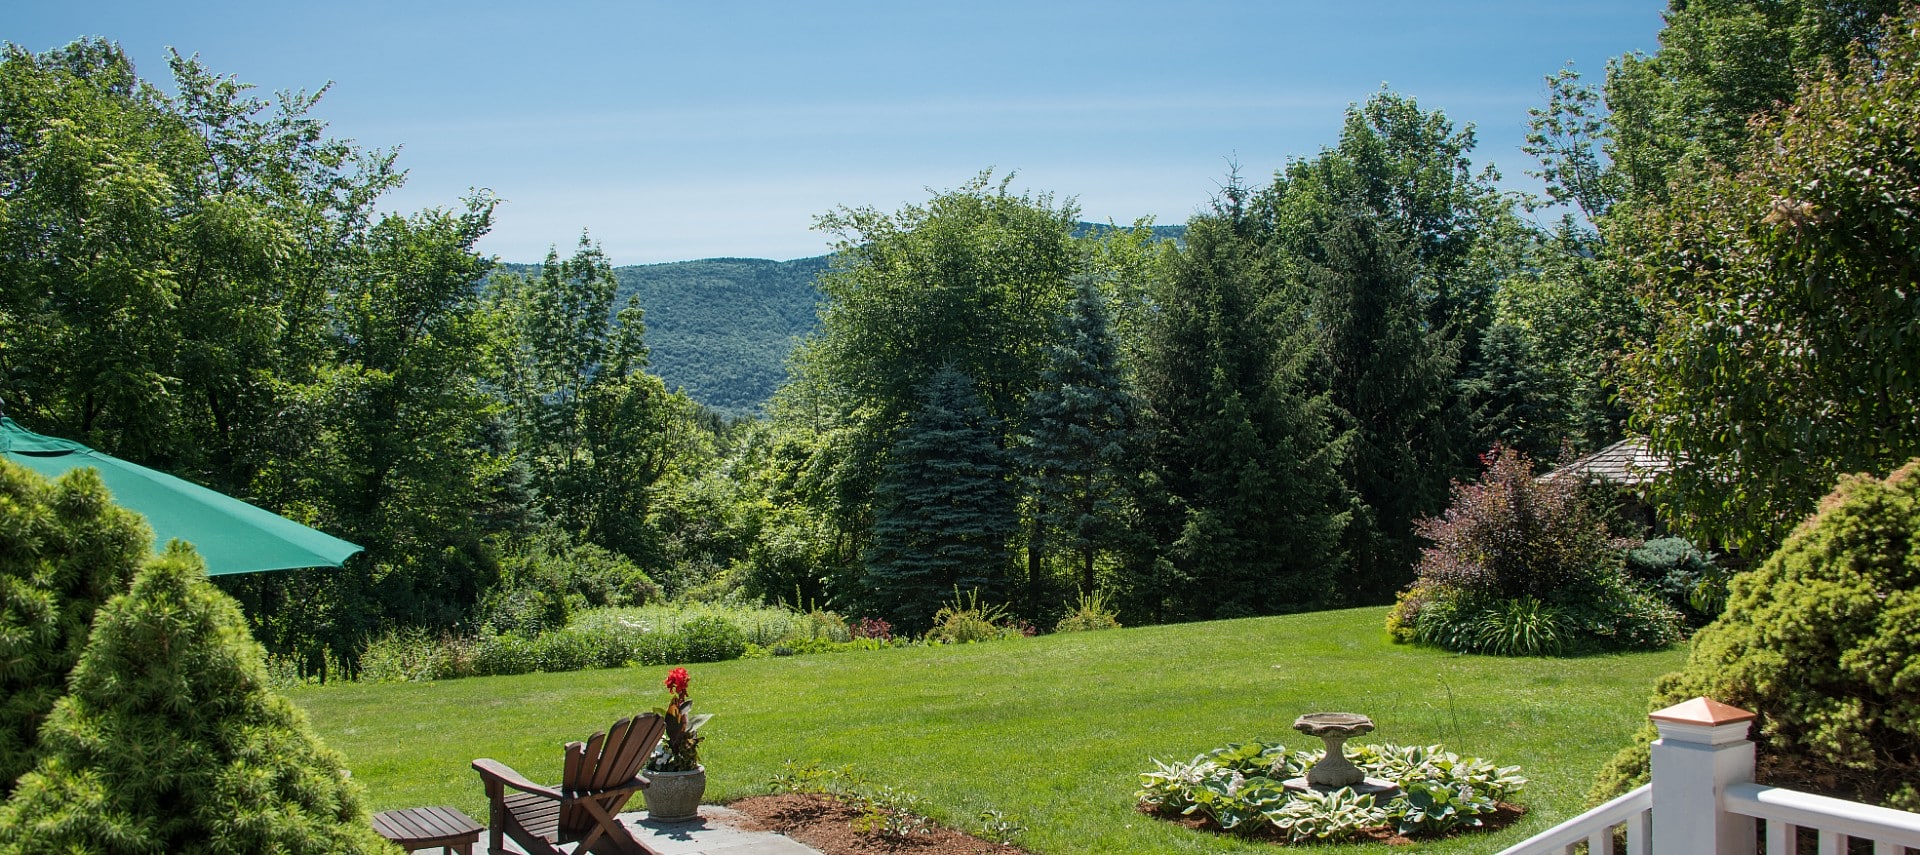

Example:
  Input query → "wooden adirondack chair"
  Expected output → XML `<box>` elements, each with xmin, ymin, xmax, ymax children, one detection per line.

<box><xmin>473</xmin><ymin>712</ymin><xmax>667</xmax><ymax>855</ymax></box>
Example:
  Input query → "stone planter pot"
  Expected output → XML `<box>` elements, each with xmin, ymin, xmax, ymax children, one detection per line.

<box><xmin>644</xmin><ymin>766</ymin><xmax>706</xmax><ymax>822</ymax></box>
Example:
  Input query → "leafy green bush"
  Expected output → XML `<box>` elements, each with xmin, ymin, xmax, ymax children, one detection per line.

<box><xmin>679</xmin><ymin>615</ymin><xmax>747</xmax><ymax>662</ymax></box>
<box><xmin>354</xmin><ymin>610</ymin><xmax>753</xmax><ymax>682</ymax></box>
<box><xmin>1592</xmin><ymin>460</ymin><xmax>1920</xmax><ymax>811</ymax></box>
<box><xmin>1467</xmin><ymin>596</ymin><xmax>1567</xmax><ymax>657</ymax></box>
<box><xmin>476</xmin><ymin>586</ymin><xmax>570</xmax><ymax>638</ymax></box>
<box><xmin>480</xmin><ymin>533</ymin><xmax>661</xmax><ymax>635</ymax></box>
<box><xmin>1390</xmin><ymin>446</ymin><xmax>1683</xmax><ymax>654</ymax></box>
<box><xmin>356</xmin><ymin>627</ymin><xmax>459</xmax><ymax>683</ymax></box>
<box><xmin>573</xmin><ymin>601</ymin><xmax>829</xmax><ymax>647</ymax></box>
<box><xmin>1136</xmin><ymin>740</ymin><xmax>1525</xmax><ymax>843</ymax></box>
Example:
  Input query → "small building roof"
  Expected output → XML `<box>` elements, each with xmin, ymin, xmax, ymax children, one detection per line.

<box><xmin>1541</xmin><ymin>436</ymin><xmax>1673</xmax><ymax>487</ymax></box>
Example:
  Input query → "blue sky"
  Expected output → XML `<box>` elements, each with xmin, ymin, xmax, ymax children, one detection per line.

<box><xmin>14</xmin><ymin>1</ymin><xmax>1665</xmax><ymax>265</ymax></box>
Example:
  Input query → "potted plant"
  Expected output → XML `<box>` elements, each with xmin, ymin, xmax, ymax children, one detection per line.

<box><xmin>643</xmin><ymin>667</ymin><xmax>711</xmax><ymax>821</ymax></box>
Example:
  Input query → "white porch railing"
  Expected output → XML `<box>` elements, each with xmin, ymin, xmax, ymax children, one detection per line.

<box><xmin>1727</xmin><ymin>781</ymin><xmax>1920</xmax><ymax>855</ymax></box>
<box><xmin>1498</xmin><ymin>697</ymin><xmax>1920</xmax><ymax>855</ymax></box>
<box><xmin>1496</xmin><ymin>783</ymin><xmax>1651</xmax><ymax>855</ymax></box>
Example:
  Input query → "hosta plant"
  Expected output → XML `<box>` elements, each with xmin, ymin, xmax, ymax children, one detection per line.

<box><xmin>1137</xmin><ymin>741</ymin><xmax>1525</xmax><ymax>844</ymax></box>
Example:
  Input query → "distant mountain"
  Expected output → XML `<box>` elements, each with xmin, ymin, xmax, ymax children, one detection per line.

<box><xmin>499</xmin><ymin>223</ymin><xmax>1185</xmax><ymax>419</ymax></box>
<box><xmin>610</xmin><ymin>256</ymin><xmax>829</xmax><ymax>419</ymax></box>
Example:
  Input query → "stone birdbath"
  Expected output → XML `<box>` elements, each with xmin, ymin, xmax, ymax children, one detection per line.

<box><xmin>1282</xmin><ymin>712</ymin><xmax>1402</xmax><ymax>798</ymax></box>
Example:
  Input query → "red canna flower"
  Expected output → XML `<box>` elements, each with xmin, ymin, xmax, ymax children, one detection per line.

<box><xmin>664</xmin><ymin>667</ymin><xmax>690</xmax><ymax>699</ymax></box>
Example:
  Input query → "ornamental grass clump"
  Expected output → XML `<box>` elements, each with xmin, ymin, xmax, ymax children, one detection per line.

<box><xmin>1591</xmin><ymin>460</ymin><xmax>1920</xmax><ymax>811</ymax></box>
<box><xmin>1388</xmin><ymin>446</ymin><xmax>1683</xmax><ymax>655</ymax></box>
<box><xmin>0</xmin><ymin>545</ymin><xmax>394</xmax><ymax>853</ymax></box>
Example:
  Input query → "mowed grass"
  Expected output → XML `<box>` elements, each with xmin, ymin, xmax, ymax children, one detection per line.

<box><xmin>292</xmin><ymin>606</ymin><xmax>1684</xmax><ymax>854</ymax></box>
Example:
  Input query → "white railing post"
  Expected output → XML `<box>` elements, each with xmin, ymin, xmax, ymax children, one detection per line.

<box><xmin>1649</xmin><ymin>697</ymin><xmax>1759</xmax><ymax>855</ymax></box>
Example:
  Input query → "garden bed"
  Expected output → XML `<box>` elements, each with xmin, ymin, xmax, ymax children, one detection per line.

<box><xmin>730</xmin><ymin>793</ymin><xmax>1030</xmax><ymax>855</ymax></box>
<box><xmin>1140</xmin><ymin>799</ymin><xmax>1528</xmax><ymax>846</ymax></box>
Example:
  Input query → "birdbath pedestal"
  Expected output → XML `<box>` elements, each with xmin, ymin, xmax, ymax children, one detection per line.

<box><xmin>1282</xmin><ymin>712</ymin><xmax>1402</xmax><ymax>798</ymax></box>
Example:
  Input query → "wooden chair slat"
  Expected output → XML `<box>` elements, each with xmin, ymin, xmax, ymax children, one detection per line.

<box><xmin>588</xmin><ymin>716</ymin><xmax>635</xmax><ymax>791</ymax></box>
<box><xmin>608</xmin><ymin>715</ymin><xmax>664</xmax><ymax>788</ymax></box>
<box><xmin>477</xmin><ymin>712</ymin><xmax>665</xmax><ymax>855</ymax></box>
<box><xmin>574</xmin><ymin>731</ymin><xmax>607</xmax><ymax>788</ymax></box>
<box><xmin>562</xmin><ymin>740</ymin><xmax>586</xmax><ymax>789</ymax></box>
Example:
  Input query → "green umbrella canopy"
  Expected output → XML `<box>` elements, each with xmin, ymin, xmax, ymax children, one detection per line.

<box><xmin>1</xmin><ymin>417</ymin><xmax>362</xmax><ymax>575</ymax></box>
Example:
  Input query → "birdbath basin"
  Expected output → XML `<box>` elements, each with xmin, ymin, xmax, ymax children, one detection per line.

<box><xmin>1283</xmin><ymin>712</ymin><xmax>1402</xmax><ymax>798</ymax></box>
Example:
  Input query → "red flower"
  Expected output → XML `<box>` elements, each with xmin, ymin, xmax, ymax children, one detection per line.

<box><xmin>664</xmin><ymin>667</ymin><xmax>690</xmax><ymax>700</ymax></box>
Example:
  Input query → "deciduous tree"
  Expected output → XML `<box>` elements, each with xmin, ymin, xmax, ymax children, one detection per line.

<box><xmin>1617</xmin><ymin>13</ymin><xmax>1920</xmax><ymax>550</ymax></box>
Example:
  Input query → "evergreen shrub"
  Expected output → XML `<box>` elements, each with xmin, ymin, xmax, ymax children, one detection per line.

<box><xmin>1388</xmin><ymin>446</ymin><xmax>1682</xmax><ymax>654</ymax></box>
<box><xmin>1592</xmin><ymin>460</ymin><xmax>1920</xmax><ymax>811</ymax></box>
<box><xmin>1623</xmin><ymin>536</ymin><xmax>1729</xmax><ymax>625</ymax></box>
<box><xmin>0</xmin><ymin>545</ymin><xmax>395</xmax><ymax>853</ymax></box>
<box><xmin>0</xmin><ymin>463</ymin><xmax>148</xmax><ymax>796</ymax></box>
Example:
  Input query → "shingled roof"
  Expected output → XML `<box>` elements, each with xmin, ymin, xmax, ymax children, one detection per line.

<box><xmin>1540</xmin><ymin>436</ymin><xmax>1673</xmax><ymax>486</ymax></box>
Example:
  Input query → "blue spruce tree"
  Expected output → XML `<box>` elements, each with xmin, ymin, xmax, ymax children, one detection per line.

<box><xmin>863</xmin><ymin>366</ymin><xmax>1016</xmax><ymax>632</ymax></box>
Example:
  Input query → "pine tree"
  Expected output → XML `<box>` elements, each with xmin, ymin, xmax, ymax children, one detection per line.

<box><xmin>1459</xmin><ymin>322</ymin><xmax>1568</xmax><ymax>461</ymax></box>
<box><xmin>1304</xmin><ymin>212</ymin><xmax>1459</xmax><ymax>602</ymax></box>
<box><xmin>1134</xmin><ymin>211</ymin><xmax>1348</xmax><ymax>621</ymax></box>
<box><xmin>0</xmin><ymin>545</ymin><xmax>396</xmax><ymax>853</ymax></box>
<box><xmin>1021</xmin><ymin>278</ymin><xmax>1140</xmax><ymax>603</ymax></box>
<box><xmin>0</xmin><ymin>463</ymin><xmax>148</xmax><ymax>796</ymax></box>
<box><xmin>862</xmin><ymin>366</ymin><xmax>1017</xmax><ymax>632</ymax></box>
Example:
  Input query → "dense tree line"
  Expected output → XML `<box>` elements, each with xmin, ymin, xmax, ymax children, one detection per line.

<box><xmin>0</xmin><ymin>41</ymin><xmax>709</xmax><ymax>670</ymax></box>
<box><xmin>8</xmin><ymin>0</ymin><xmax>1919</xmax><ymax>657</ymax></box>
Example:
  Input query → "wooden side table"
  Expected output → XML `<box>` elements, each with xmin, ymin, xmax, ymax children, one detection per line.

<box><xmin>372</xmin><ymin>806</ymin><xmax>485</xmax><ymax>855</ymax></box>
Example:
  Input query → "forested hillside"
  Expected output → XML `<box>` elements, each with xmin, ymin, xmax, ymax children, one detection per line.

<box><xmin>511</xmin><ymin>226</ymin><xmax>1184</xmax><ymax>418</ymax></box>
<box><xmin>615</xmin><ymin>257</ymin><xmax>827</xmax><ymax>417</ymax></box>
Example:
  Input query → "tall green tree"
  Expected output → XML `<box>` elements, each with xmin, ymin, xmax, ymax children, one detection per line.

<box><xmin>236</xmin><ymin>197</ymin><xmax>508</xmax><ymax>665</ymax></box>
<box><xmin>802</xmin><ymin>172</ymin><xmax>1079</xmax><ymax>426</ymax></box>
<box><xmin>1134</xmin><ymin>204</ymin><xmax>1348</xmax><ymax>621</ymax></box>
<box><xmin>782</xmin><ymin>172</ymin><xmax>1079</xmax><ymax>605</ymax></box>
<box><xmin>0</xmin><ymin>545</ymin><xmax>395</xmax><ymax>853</ymax></box>
<box><xmin>0</xmin><ymin>40</ymin><xmax>400</xmax><ymax>490</ymax></box>
<box><xmin>1021</xmin><ymin>277</ymin><xmax>1141</xmax><ymax>601</ymax></box>
<box><xmin>1617</xmin><ymin>12</ymin><xmax>1920</xmax><ymax>551</ymax></box>
<box><xmin>862</xmin><ymin>366</ymin><xmax>1018</xmax><ymax>631</ymax></box>
<box><xmin>0</xmin><ymin>464</ymin><xmax>148</xmax><ymax>796</ymax></box>
<box><xmin>1513</xmin><ymin>3</ymin><xmax>1907</xmax><ymax>456</ymax></box>
<box><xmin>1296</xmin><ymin>211</ymin><xmax>1457</xmax><ymax>599</ymax></box>
<box><xmin>1604</xmin><ymin>0</ymin><xmax>1907</xmax><ymax>205</ymax></box>
<box><xmin>489</xmin><ymin>236</ymin><xmax>707</xmax><ymax>566</ymax></box>
<box><xmin>1490</xmin><ymin>219</ymin><xmax>1637</xmax><ymax>451</ymax></box>
<box><xmin>1256</xmin><ymin>91</ymin><xmax>1520</xmax><ymax>600</ymax></box>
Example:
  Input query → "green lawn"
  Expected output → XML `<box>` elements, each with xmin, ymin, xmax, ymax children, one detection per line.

<box><xmin>293</xmin><ymin>606</ymin><xmax>1684</xmax><ymax>854</ymax></box>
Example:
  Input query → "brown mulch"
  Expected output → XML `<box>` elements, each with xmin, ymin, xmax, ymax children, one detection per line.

<box><xmin>725</xmin><ymin>793</ymin><xmax>1527</xmax><ymax>852</ymax></box>
<box><xmin>727</xmin><ymin>793</ymin><xmax>1031</xmax><ymax>855</ymax></box>
<box><xmin>1141</xmin><ymin>800</ymin><xmax>1529</xmax><ymax>846</ymax></box>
